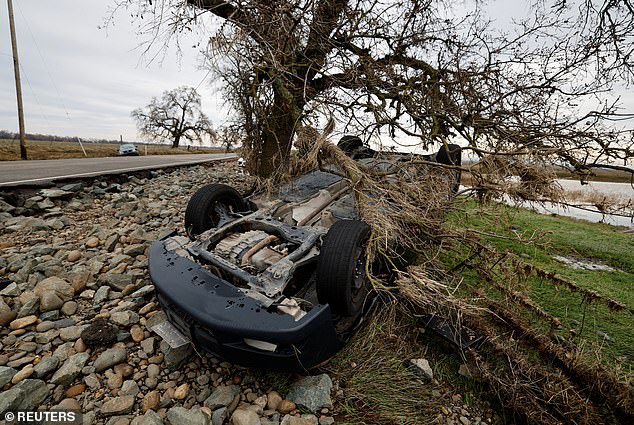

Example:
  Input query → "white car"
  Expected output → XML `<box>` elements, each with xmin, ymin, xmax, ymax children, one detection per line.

<box><xmin>118</xmin><ymin>143</ymin><xmax>139</xmax><ymax>156</ymax></box>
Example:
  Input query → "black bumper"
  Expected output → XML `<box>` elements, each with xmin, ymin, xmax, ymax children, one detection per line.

<box><xmin>148</xmin><ymin>239</ymin><xmax>344</xmax><ymax>372</ymax></box>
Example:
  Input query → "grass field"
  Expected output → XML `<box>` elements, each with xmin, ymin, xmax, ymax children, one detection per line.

<box><xmin>0</xmin><ymin>139</ymin><xmax>222</xmax><ymax>161</ymax></box>
<box><xmin>446</xmin><ymin>201</ymin><xmax>633</xmax><ymax>367</ymax></box>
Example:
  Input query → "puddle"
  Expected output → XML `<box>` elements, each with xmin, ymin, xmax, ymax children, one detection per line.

<box><xmin>552</xmin><ymin>255</ymin><xmax>616</xmax><ymax>272</ymax></box>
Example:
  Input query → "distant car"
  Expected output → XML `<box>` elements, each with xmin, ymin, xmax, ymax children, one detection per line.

<box><xmin>118</xmin><ymin>143</ymin><xmax>139</xmax><ymax>156</ymax></box>
<box><xmin>149</xmin><ymin>136</ymin><xmax>461</xmax><ymax>371</ymax></box>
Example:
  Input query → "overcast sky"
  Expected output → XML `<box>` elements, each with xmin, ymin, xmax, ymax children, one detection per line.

<box><xmin>1</xmin><ymin>1</ymin><xmax>632</xmax><ymax>145</ymax></box>
<box><xmin>0</xmin><ymin>0</ymin><xmax>223</xmax><ymax>142</ymax></box>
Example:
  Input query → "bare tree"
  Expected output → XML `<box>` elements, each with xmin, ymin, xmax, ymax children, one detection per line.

<box><xmin>117</xmin><ymin>0</ymin><xmax>633</xmax><ymax>179</ymax></box>
<box><xmin>131</xmin><ymin>86</ymin><xmax>214</xmax><ymax>148</ymax></box>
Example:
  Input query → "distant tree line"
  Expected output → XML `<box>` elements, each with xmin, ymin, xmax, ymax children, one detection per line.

<box><xmin>0</xmin><ymin>130</ymin><xmax>125</xmax><ymax>144</ymax></box>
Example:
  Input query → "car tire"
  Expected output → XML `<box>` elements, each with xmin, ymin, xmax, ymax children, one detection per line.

<box><xmin>185</xmin><ymin>184</ymin><xmax>247</xmax><ymax>239</ymax></box>
<box><xmin>436</xmin><ymin>144</ymin><xmax>462</xmax><ymax>194</ymax></box>
<box><xmin>316</xmin><ymin>220</ymin><xmax>372</xmax><ymax>316</ymax></box>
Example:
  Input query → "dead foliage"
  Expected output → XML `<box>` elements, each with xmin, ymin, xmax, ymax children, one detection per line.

<box><xmin>323</xmin><ymin>303</ymin><xmax>444</xmax><ymax>425</ymax></box>
<box><xmin>261</xmin><ymin>128</ymin><xmax>633</xmax><ymax>423</ymax></box>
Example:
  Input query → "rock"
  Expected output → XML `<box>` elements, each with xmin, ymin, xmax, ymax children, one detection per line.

<box><xmin>39</xmin><ymin>188</ymin><xmax>74</xmax><ymax>199</ymax></box>
<box><xmin>231</xmin><ymin>408</ymin><xmax>261</xmax><ymax>425</ymax></box>
<box><xmin>114</xmin><ymin>364</ymin><xmax>134</xmax><ymax>377</ymax></box>
<box><xmin>56</xmin><ymin>398</ymin><xmax>81</xmax><ymax>410</ymax></box>
<box><xmin>107</xmin><ymin>372</ymin><xmax>123</xmax><ymax>390</ymax></box>
<box><xmin>94</xmin><ymin>348</ymin><xmax>128</xmax><ymax>372</ymax></box>
<box><xmin>0</xmin><ymin>310</ymin><xmax>17</xmax><ymax>327</ymax></box>
<box><xmin>61</xmin><ymin>301</ymin><xmax>78</xmax><ymax>316</ymax></box>
<box><xmin>174</xmin><ymin>383</ymin><xmax>189</xmax><ymax>400</ymax></box>
<box><xmin>140</xmin><ymin>337</ymin><xmax>155</xmax><ymax>355</ymax></box>
<box><xmin>80</xmin><ymin>318</ymin><xmax>118</xmax><ymax>347</ymax></box>
<box><xmin>458</xmin><ymin>364</ymin><xmax>473</xmax><ymax>378</ymax></box>
<box><xmin>101</xmin><ymin>395</ymin><xmax>135</xmax><ymax>416</ymax></box>
<box><xmin>267</xmin><ymin>391</ymin><xmax>282</xmax><ymax>410</ymax></box>
<box><xmin>94</xmin><ymin>285</ymin><xmax>110</xmax><ymax>304</ymax></box>
<box><xmin>32</xmin><ymin>355</ymin><xmax>60</xmax><ymax>378</ymax></box>
<box><xmin>131</xmin><ymin>410</ymin><xmax>164</xmax><ymax>425</ymax></box>
<box><xmin>11</xmin><ymin>364</ymin><xmax>34</xmax><ymax>384</ymax></box>
<box><xmin>60</xmin><ymin>183</ymin><xmax>84</xmax><ymax>192</ymax></box>
<box><xmin>0</xmin><ymin>379</ymin><xmax>48</xmax><ymax>414</ymax></box>
<box><xmin>280</xmin><ymin>415</ymin><xmax>318</xmax><ymax>425</ymax></box>
<box><xmin>0</xmin><ymin>282</ymin><xmax>20</xmax><ymax>296</ymax></box>
<box><xmin>286</xmin><ymin>374</ymin><xmax>333</xmax><ymax>412</ymax></box>
<box><xmin>67</xmin><ymin>250</ymin><xmax>82</xmax><ymax>262</ymax></box>
<box><xmin>0</xmin><ymin>366</ymin><xmax>17</xmax><ymax>387</ymax></box>
<box><xmin>277</xmin><ymin>400</ymin><xmax>296</xmax><ymax>415</ymax></box>
<box><xmin>60</xmin><ymin>325</ymin><xmax>82</xmax><ymax>341</ymax></box>
<box><xmin>130</xmin><ymin>285</ymin><xmax>154</xmax><ymax>298</ymax></box>
<box><xmin>17</xmin><ymin>297</ymin><xmax>39</xmax><ymax>318</ymax></box>
<box><xmin>204</xmin><ymin>385</ymin><xmax>241</xmax><ymax>411</ymax></box>
<box><xmin>143</xmin><ymin>390</ymin><xmax>160</xmax><ymax>412</ymax></box>
<box><xmin>107</xmin><ymin>274</ymin><xmax>135</xmax><ymax>291</ymax></box>
<box><xmin>9</xmin><ymin>315</ymin><xmax>38</xmax><ymax>330</ymax></box>
<box><xmin>409</xmin><ymin>358</ymin><xmax>433</xmax><ymax>382</ymax></box>
<box><xmin>86</xmin><ymin>237</ymin><xmax>100</xmax><ymax>248</ymax></box>
<box><xmin>212</xmin><ymin>407</ymin><xmax>227</xmax><ymax>425</ymax></box>
<box><xmin>50</xmin><ymin>352</ymin><xmax>90</xmax><ymax>386</ymax></box>
<box><xmin>167</xmin><ymin>406</ymin><xmax>211</xmax><ymax>425</ymax></box>
<box><xmin>130</xmin><ymin>325</ymin><xmax>144</xmax><ymax>342</ymax></box>
<box><xmin>65</xmin><ymin>383</ymin><xmax>86</xmax><ymax>397</ymax></box>
<box><xmin>110</xmin><ymin>311</ymin><xmax>139</xmax><ymax>327</ymax></box>
<box><xmin>39</xmin><ymin>292</ymin><xmax>64</xmax><ymax>312</ymax></box>
<box><xmin>147</xmin><ymin>363</ymin><xmax>160</xmax><ymax>379</ymax></box>
<box><xmin>34</xmin><ymin>277</ymin><xmax>74</xmax><ymax>310</ymax></box>
<box><xmin>120</xmin><ymin>380</ymin><xmax>139</xmax><ymax>397</ymax></box>
<box><xmin>124</xmin><ymin>244</ymin><xmax>146</xmax><ymax>257</ymax></box>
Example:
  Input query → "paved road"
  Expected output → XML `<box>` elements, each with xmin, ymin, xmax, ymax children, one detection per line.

<box><xmin>0</xmin><ymin>153</ymin><xmax>236</xmax><ymax>187</ymax></box>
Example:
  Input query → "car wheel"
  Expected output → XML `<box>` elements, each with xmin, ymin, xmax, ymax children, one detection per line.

<box><xmin>436</xmin><ymin>143</ymin><xmax>462</xmax><ymax>194</ymax></box>
<box><xmin>316</xmin><ymin>220</ymin><xmax>372</xmax><ymax>316</ymax></box>
<box><xmin>185</xmin><ymin>184</ymin><xmax>247</xmax><ymax>239</ymax></box>
<box><xmin>337</xmin><ymin>136</ymin><xmax>363</xmax><ymax>157</ymax></box>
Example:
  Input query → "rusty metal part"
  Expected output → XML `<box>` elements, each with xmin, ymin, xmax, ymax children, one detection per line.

<box><xmin>241</xmin><ymin>235</ymin><xmax>279</xmax><ymax>266</ymax></box>
<box><xmin>297</xmin><ymin>186</ymin><xmax>350</xmax><ymax>226</ymax></box>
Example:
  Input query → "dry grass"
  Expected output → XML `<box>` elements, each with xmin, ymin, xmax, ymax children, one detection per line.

<box><xmin>0</xmin><ymin>139</ymin><xmax>221</xmax><ymax>161</ymax></box>
<box><xmin>324</xmin><ymin>303</ymin><xmax>442</xmax><ymax>425</ymax></box>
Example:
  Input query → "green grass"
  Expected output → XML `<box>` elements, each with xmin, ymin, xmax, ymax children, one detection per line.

<box><xmin>446</xmin><ymin>200</ymin><xmax>634</xmax><ymax>369</ymax></box>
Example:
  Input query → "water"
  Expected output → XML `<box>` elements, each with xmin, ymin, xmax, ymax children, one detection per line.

<box><xmin>520</xmin><ymin>179</ymin><xmax>634</xmax><ymax>228</ymax></box>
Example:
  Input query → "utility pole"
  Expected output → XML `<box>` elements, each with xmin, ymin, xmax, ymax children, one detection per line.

<box><xmin>7</xmin><ymin>0</ymin><xmax>27</xmax><ymax>160</ymax></box>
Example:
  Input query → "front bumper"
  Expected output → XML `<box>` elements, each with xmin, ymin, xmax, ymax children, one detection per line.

<box><xmin>148</xmin><ymin>239</ymin><xmax>345</xmax><ymax>372</ymax></box>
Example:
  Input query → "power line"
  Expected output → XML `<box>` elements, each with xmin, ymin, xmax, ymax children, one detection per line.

<box><xmin>15</xmin><ymin>0</ymin><xmax>71</xmax><ymax>121</ymax></box>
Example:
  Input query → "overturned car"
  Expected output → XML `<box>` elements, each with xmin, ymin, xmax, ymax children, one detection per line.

<box><xmin>149</xmin><ymin>137</ymin><xmax>461</xmax><ymax>371</ymax></box>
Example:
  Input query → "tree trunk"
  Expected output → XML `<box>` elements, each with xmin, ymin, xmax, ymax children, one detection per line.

<box><xmin>173</xmin><ymin>133</ymin><xmax>181</xmax><ymax>148</ymax></box>
<box><xmin>256</xmin><ymin>85</ymin><xmax>303</xmax><ymax>177</ymax></box>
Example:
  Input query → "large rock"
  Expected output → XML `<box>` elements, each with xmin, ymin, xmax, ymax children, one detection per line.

<box><xmin>32</xmin><ymin>355</ymin><xmax>60</xmax><ymax>378</ymax></box>
<box><xmin>231</xmin><ymin>408</ymin><xmax>261</xmax><ymax>425</ymax></box>
<box><xmin>166</xmin><ymin>406</ymin><xmax>210</xmax><ymax>425</ymax></box>
<box><xmin>0</xmin><ymin>379</ymin><xmax>49</xmax><ymax>415</ymax></box>
<box><xmin>94</xmin><ymin>348</ymin><xmax>128</xmax><ymax>372</ymax></box>
<box><xmin>0</xmin><ymin>366</ymin><xmax>17</xmax><ymax>387</ymax></box>
<box><xmin>34</xmin><ymin>277</ymin><xmax>74</xmax><ymax>312</ymax></box>
<box><xmin>204</xmin><ymin>385</ymin><xmax>241</xmax><ymax>411</ymax></box>
<box><xmin>131</xmin><ymin>410</ymin><xmax>164</xmax><ymax>425</ymax></box>
<box><xmin>101</xmin><ymin>395</ymin><xmax>135</xmax><ymax>416</ymax></box>
<box><xmin>107</xmin><ymin>274</ymin><xmax>135</xmax><ymax>291</ymax></box>
<box><xmin>50</xmin><ymin>352</ymin><xmax>90</xmax><ymax>386</ymax></box>
<box><xmin>286</xmin><ymin>374</ymin><xmax>333</xmax><ymax>412</ymax></box>
<box><xmin>110</xmin><ymin>311</ymin><xmax>139</xmax><ymax>327</ymax></box>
